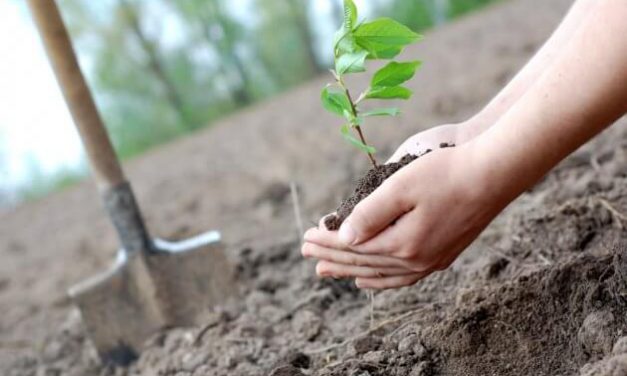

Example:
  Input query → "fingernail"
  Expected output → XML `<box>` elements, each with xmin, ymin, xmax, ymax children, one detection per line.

<box><xmin>338</xmin><ymin>222</ymin><xmax>357</xmax><ymax>245</ymax></box>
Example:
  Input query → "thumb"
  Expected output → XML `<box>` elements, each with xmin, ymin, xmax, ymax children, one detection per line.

<box><xmin>339</xmin><ymin>175</ymin><xmax>413</xmax><ymax>246</ymax></box>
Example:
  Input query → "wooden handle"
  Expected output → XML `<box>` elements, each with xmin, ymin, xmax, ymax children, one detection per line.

<box><xmin>27</xmin><ymin>0</ymin><xmax>125</xmax><ymax>190</ymax></box>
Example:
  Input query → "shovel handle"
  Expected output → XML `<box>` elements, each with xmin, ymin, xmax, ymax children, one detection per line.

<box><xmin>27</xmin><ymin>0</ymin><xmax>124</xmax><ymax>190</ymax></box>
<box><xmin>28</xmin><ymin>0</ymin><xmax>153</xmax><ymax>254</ymax></box>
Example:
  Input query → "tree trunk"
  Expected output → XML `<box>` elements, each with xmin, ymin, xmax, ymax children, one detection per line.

<box><xmin>288</xmin><ymin>0</ymin><xmax>324</xmax><ymax>75</ymax></box>
<box><xmin>119</xmin><ymin>0</ymin><xmax>192</xmax><ymax>129</ymax></box>
<box><xmin>201</xmin><ymin>1</ymin><xmax>253</xmax><ymax>106</ymax></box>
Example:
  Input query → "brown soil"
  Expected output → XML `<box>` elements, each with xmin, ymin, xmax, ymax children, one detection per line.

<box><xmin>2</xmin><ymin>0</ymin><xmax>626</xmax><ymax>375</ymax></box>
<box><xmin>325</xmin><ymin>143</ymin><xmax>454</xmax><ymax>231</ymax></box>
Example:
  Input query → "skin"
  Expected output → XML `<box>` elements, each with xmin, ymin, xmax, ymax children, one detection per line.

<box><xmin>302</xmin><ymin>0</ymin><xmax>627</xmax><ymax>289</ymax></box>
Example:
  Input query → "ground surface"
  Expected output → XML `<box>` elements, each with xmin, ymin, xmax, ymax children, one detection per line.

<box><xmin>1</xmin><ymin>0</ymin><xmax>626</xmax><ymax>375</ymax></box>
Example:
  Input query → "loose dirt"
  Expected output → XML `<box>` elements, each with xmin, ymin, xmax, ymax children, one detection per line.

<box><xmin>324</xmin><ymin>144</ymin><xmax>454</xmax><ymax>231</ymax></box>
<box><xmin>1</xmin><ymin>0</ymin><xmax>626</xmax><ymax>375</ymax></box>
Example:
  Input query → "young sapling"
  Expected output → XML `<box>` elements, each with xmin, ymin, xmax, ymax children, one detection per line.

<box><xmin>321</xmin><ymin>0</ymin><xmax>423</xmax><ymax>167</ymax></box>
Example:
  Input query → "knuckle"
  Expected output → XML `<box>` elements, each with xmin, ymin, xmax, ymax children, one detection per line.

<box><xmin>395</xmin><ymin>245</ymin><xmax>416</xmax><ymax>260</ymax></box>
<box><xmin>409</xmin><ymin>259</ymin><xmax>433</xmax><ymax>273</ymax></box>
<box><xmin>385</xmin><ymin>181</ymin><xmax>410</xmax><ymax>209</ymax></box>
<box><xmin>315</xmin><ymin>262</ymin><xmax>329</xmax><ymax>276</ymax></box>
<box><xmin>350</xmin><ymin>203</ymin><xmax>376</xmax><ymax>232</ymax></box>
<box><xmin>350</xmin><ymin>254</ymin><xmax>366</xmax><ymax>267</ymax></box>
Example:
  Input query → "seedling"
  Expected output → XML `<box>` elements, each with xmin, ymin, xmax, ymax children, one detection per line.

<box><xmin>321</xmin><ymin>0</ymin><xmax>423</xmax><ymax>167</ymax></box>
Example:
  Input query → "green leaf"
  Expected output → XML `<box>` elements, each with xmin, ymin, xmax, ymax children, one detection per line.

<box><xmin>333</xmin><ymin>29</ymin><xmax>360</xmax><ymax>56</ymax></box>
<box><xmin>354</xmin><ymin>18</ymin><xmax>422</xmax><ymax>47</ymax></box>
<box><xmin>343</xmin><ymin>0</ymin><xmax>358</xmax><ymax>31</ymax></box>
<box><xmin>371</xmin><ymin>61</ymin><xmax>421</xmax><ymax>87</ymax></box>
<box><xmin>366</xmin><ymin>45</ymin><xmax>404</xmax><ymax>60</ymax></box>
<box><xmin>335</xmin><ymin>51</ymin><xmax>368</xmax><ymax>75</ymax></box>
<box><xmin>342</xmin><ymin>109</ymin><xmax>355</xmax><ymax>123</ymax></box>
<box><xmin>361</xmin><ymin>107</ymin><xmax>401</xmax><ymax>117</ymax></box>
<box><xmin>341</xmin><ymin>124</ymin><xmax>376</xmax><ymax>154</ymax></box>
<box><xmin>366</xmin><ymin>86</ymin><xmax>413</xmax><ymax>100</ymax></box>
<box><xmin>321</xmin><ymin>87</ymin><xmax>352</xmax><ymax>116</ymax></box>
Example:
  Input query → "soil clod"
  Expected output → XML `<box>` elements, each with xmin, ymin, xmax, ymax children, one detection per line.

<box><xmin>324</xmin><ymin>143</ymin><xmax>455</xmax><ymax>231</ymax></box>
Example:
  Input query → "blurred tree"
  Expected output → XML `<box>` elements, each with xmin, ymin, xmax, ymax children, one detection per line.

<box><xmin>447</xmin><ymin>0</ymin><xmax>497</xmax><ymax>18</ymax></box>
<box><xmin>254</xmin><ymin>0</ymin><xmax>323</xmax><ymax>88</ymax></box>
<box><xmin>171</xmin><ymin>0</ymin><xmax>255</xmax><ymax>106</ymax></box>
<box><xmin>60</xmin><ymin>0</ymin><xmax>217</xmax><ymax>157</ymax></box>
<box><xmin>286</xmin><ymin>0</ymin><xmax>324</xmax><ymax>74</ymax></box>
<box><xmin>118</xmin><ymin>0</ymin><xmax>192</xmax><ymax>129</ymax></box>
<box><xmin>329</xmin><ymin>0</ymin><xmax>343</xmax><ymax>28</ymax></box>
<box><xmin>376</xmin><ymin>0</ymin><xmax>436</xmax><ymax>32</ymax></box>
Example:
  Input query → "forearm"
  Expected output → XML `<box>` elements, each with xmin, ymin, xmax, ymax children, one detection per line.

<box><xmin>469</xmin><ymin>0</ymin><xmax>596</xmax><ymax>129</ymax></box>
<box><xmin>476</xmin><ymin>0</ymin><xmax>627</xmax><ymax>201</ymax></box>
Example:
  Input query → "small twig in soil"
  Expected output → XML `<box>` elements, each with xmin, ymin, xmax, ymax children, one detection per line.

<box><xmin>595</xmin><ymin>197</ymin><xmax>627</xmax><ymax>229</ymax></box>
<box><xmin>193</xmin><ymin>320</ymin><xmax>221</xmax><ymax>347</ymax></box>
<box><xmin>367</xmin><ymin>290</ymin><xmax>376</xmax><ymax>329</ymax></box>
<box><xmin>306</xmin><ymin>306</ymin><xmax>429</xmax><ymax>355</ymax></box>
<box><xmin>536</xmin><ymin>253</ymin><xmax>553</xmax><ymax>266</ymax></box>
<box><xmin>290</xmin><ymin>181</ymin><xmax>305</xmax><ymax>242</ymax></box>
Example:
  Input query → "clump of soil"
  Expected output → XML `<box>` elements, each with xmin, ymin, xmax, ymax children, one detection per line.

<box><xmin>324</xmin><ymin>143</ymin><xmax>454</xmax><ymax>230</ymax></box>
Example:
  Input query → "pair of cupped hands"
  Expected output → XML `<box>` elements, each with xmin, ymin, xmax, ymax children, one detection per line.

<box><xmin>301</xmin><ymin>120</ymin><xmax>507</xmax><ymax>289</ymax></box>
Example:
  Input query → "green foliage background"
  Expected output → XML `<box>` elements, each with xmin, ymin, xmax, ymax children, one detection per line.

<box><xmin>11</xmin><ymin>0</ymin><xmax>501</xmax><ymax>203</ymax></box>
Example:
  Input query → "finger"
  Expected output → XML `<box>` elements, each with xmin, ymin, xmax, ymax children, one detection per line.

<box><xmin>304</xmin><ymin>227</ymin><xmax>350</xmax><ymax>250</ymax></box>
<box><xmin>306</xmin><ymin>222</ymin><xmax>400</xmax><ymax>257</ymax></box>
<box><xmin>355</xmin><ymin>271</ymin><xmax>432</xmax><ymax>290</ymax></box>
<box><xmin>315</xmin><ymin>260</ymin><xmax>414</xmax><ymax>279</ymax></box>
<box><xmin>302</xmin><ymin>242</ymin><xmax>408</xmax><ymax>268</ymax></box>
<box><xmin>339</xmin><ymin>174</ymin><xmax>414</xmax><ymax>246</ymax></box>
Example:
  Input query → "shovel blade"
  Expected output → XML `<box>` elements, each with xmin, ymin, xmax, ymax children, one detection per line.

<box><xmin>69</xmin><ymin>233</ymin><xmax>235</xmax><ymax>366</ymax></box>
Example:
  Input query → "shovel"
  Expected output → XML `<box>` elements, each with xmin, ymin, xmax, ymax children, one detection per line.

<box><xmin>27</xmin><ymin>0</ymin><xmax>236</xmax><ymax>366</ymax></box>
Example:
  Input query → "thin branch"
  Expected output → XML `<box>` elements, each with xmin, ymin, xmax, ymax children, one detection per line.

<box><xmin>595</xmin><ymin>197</ymin><xmax>627</xmax><ymax>229</ymax></box>
<box><xmin>341</xmin><ymin>81</ymin><xmax>377</xmax><ymax>167</ymax></box>
<box><xmin>290</xmin><ymin>181</ymin><xmax>305</xmax><ymax>242</ymax></box>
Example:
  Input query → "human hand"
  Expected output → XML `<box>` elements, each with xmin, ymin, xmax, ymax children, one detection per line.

<box><xmin>386</xmin><ymin>119</ymin><xmax>487</xmax><ymax>163</ymax></box>
<box><xmin>302</xmin><ymin>140</ymin><xmax>510</xmax><ymax>289</ymax></box>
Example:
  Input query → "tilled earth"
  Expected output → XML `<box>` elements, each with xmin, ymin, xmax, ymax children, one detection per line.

<box><xmin>1</xmin><ymin>0</ymin><xmax>626</xmax><ymax>375</ymax></box>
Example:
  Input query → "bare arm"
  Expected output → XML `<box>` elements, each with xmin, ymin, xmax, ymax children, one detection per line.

<box><xmin>389</xmin><ymin>0</ymin><xmax>596</xmax><ymax>161</ymax></box>
<box><xmin>478</xmin><ymin>0</ymin><xmax>627</xmax><ymax>201</ymax></box>
<box><xmin>303</xmin><ymin>0</ymin><xmax>627</xmax><ymax>289</ymax></box>
<box><xmin>471</xmin><ymin>0</ymin><xmax>597</xmax><ymax>128</ymax></box>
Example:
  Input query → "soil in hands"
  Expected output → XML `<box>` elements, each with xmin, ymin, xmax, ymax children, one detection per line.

<box><xmin>324</xmin><ymin>143</ymin><xmax>455</xmax><ymax>231</ymax></box>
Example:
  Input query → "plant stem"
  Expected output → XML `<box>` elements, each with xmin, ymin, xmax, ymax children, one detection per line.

<box><xmin>355</xmin><ymin>126</ymin><xmax>377</xmax><ymax>167</ymax></box>
<box><xmin>339</xmin><ymin>78</ymin><xmax>378</xmax><ymax>167</ymax></box>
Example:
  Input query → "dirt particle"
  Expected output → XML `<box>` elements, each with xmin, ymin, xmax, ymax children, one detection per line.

<box><xmin>352</xmin><ymin>335</ymin><xmax>383</xmax><ymax>355</ymax></box>
<box><xmin>578</xmin><ymin>310</ymin><xmax>617</xmax><ymax>356</ymax></box>
<box><xmin>268</xmin><ymin>364</ymin><xmax>306</xmax><ymax>376</ymax></box>
<box><xmin>283</xmin><ymin>351</ymin><xmax>310</xmax><ymax>369</ymax></box>
<box><xmin>579</xmin><ymin>354</ymin><xmax>627</xmax><ymax>376</ymax></box>
<box><xmin>613</xmin><ymin>337</ymin><xmax>627</xmax><ymax>355</ymax></box>
<box><xmin>292</xmin><ymin>310</ymin><xmax>322</xmax><ymax>341</ymax></box>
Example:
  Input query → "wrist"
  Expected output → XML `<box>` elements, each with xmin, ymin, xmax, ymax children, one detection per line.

<box><xmin>457</xmin><ymin>115</ymin><xmax>493</xmax><ymax>144</ymax></box>
<box><xmin>462</xmin><ymin>132</ymin><xmax>525</xmax><ymax>209</ymax></box>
